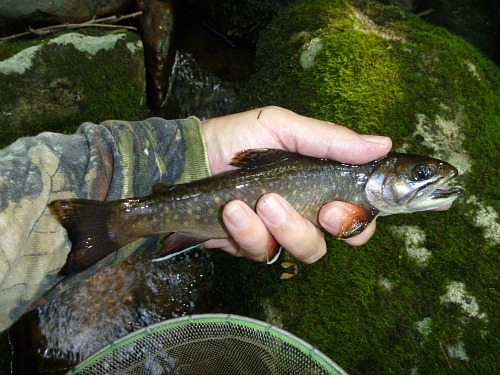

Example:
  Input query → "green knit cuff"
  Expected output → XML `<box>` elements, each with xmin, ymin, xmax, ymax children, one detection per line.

<box><xmin>176</xmin><ymin>116</ymin><xmax>211</xmax><ymax>183</ymax></box>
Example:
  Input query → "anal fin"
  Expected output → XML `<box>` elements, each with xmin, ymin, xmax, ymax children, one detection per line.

<box><xmin>153</xmin><ymin>233</ymin><xmax>207</xmax><ymax>262</ymax></box>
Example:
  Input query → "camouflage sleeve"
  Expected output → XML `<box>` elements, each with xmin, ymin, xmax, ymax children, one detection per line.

<box><xmin>0</xmin><ymin>116</ymin><xmax>210</xmax><ymax>332</ymax></box>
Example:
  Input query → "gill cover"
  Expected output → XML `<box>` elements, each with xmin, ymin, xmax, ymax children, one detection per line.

<box><xmin>365</xmin><ymin>153</ymin><xmax>462</xmax><ymax>215</ymax></box>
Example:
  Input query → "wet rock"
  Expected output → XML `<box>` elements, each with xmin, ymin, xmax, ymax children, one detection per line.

<box><xmin>0</xmin><ymin>0</ymin><xmax>131</xmax><ymax>26</ymax></box>
<box><xmin>0</xmin><ymin>29</ymin><xmax>146</xmax><ymax>148</ymax></box>
<box><xmin>137</xmin><ymin>0</ymin><xmax>176</xmax><ymax>115</ymax></box>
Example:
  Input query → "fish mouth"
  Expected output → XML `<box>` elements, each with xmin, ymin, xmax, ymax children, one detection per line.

<box><xmin>408</xmin><ymin>172</ymin><xmax>463</xmax><ymax>211</ymax></box>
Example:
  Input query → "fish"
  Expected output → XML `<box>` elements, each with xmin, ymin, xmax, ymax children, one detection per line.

<box><xmin>48</xmin><ymin>149</ymin><xmax>463</xmax><ymax>275</ymax></box>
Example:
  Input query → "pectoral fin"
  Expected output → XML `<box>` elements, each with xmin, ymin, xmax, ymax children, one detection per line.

<box><xmin>337</xmin><ymin>206</ymin><xmax>378</xmax><ymax>239</ymax></box>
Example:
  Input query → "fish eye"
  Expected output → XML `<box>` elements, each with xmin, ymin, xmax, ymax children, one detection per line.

<box><xmin>412</xmin><ymin>164</ymin><xmax>432</xmax><ymax>181</ymax></box>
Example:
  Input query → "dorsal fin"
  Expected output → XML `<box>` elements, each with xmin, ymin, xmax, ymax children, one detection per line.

<box><xmin>153</xmin><ymin>182</ymin><xmax>176</xmax><ymax>194</ymax></box>
<box><xmin>229</xmin><ymin>149</ymin><xmax>299</xmax><ymax>169</ymax></box>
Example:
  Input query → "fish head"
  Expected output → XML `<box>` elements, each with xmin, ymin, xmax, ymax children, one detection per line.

<box><xmin>365</xmin><ymin>153</ymin><xmax>463</xmax><ymax>215</ymax></box>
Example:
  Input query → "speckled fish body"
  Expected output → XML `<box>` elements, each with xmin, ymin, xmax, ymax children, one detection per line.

<box><xmin>49</xmin><ymin>149</ymin><xmax>462</xmax><ymax>275</ymax></box>
<box><xmin>111</xmin><ymin>152</ymin><xmax>373</xmax><ymax>240</ymax></box>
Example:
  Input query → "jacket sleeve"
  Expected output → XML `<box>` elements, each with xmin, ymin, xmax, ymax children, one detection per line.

<box><xmin>0</xmin><ymin>116</ymin><xmax>210</xmax><ymax>332</ymax></box>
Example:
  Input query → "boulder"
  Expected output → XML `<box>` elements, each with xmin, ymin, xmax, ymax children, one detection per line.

<box><xmin>228</xmin><ymin>0</ymin><xmax>499</xmax><ymax>373</ymax></box>
<box><xmin>0</xmin><ymin>30</ymin><xmax>146</xmax><ymax>148</ymax></box>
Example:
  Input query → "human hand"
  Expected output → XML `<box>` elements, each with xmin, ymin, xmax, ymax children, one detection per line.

<box><xmin>201</xmin><ymin>106</ymin><xmax>392</xmax><ymax>263</ymax></box>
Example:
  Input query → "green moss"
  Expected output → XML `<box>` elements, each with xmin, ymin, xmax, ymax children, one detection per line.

<box><xmin>229</xmin><ymin>0</ymin><xmax>500</xmax><ymax>373</ymax></box>
<box><xmin>0</xmin><ymin>39</ymin><xmax>35</xmax><ymax>61</ymax></box>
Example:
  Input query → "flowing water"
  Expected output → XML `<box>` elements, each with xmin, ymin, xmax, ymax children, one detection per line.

<box><xmin>10</xmin><ymin>251</ymin><xmax>215</xmax><ymax>373</ymax></box>
<box><xmin>162</xmin><ymin>50</ymin><xmax>239</xmax><ymax>119</ymax></box>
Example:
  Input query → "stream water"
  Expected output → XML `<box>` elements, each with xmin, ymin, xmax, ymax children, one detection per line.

<box><xmin>11</xmin><ymin>251</ymin><xmax>215</xmax><ymax>373</ymax></box>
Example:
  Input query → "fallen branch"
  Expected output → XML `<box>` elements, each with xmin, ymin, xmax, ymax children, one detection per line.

<box><xmin>0</xmin><ymin>11</ymin><xmax>143</xmax><ymax>41</ymax></box>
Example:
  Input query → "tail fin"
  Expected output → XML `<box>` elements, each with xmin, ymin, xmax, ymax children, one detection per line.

<box><xmin>48</xmin><ymin>199</ymin><xmax>127</xmax><ymax>275</ymax></box>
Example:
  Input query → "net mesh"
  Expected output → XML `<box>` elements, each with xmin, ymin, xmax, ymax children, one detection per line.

<box><xmin>71</xmin><ymin>314</ymin><xmax>347</xmax><ymax>375</ymax></box>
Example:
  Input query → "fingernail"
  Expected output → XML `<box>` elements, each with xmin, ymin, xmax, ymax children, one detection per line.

<box><xmin>224</xmin><ymin>203</ymin><xmax>250</xmax><ymax>229</ymax></box>
<box><xmin>321</xmin><ymin>206</ymin><xmax>342</xmax><ymax>236</ymax></box>
<box><xmin>258</xmin><ymin>194</ymin><xmax>287</xmax><ymax>225</ymax></box>
<box><xmin>358</xmin><ymin>134</ymin><xmax>391</xmax><ymax>146</ymax></box>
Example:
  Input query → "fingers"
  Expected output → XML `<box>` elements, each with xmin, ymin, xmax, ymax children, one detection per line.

<box><xmin>206</xmin><ymin>195</ymin><xmax>327</xmax><ymax>264</ymax></box>
<box><xmin>256</xmin><ymin>194</ymin><xmax>327</xmax><ymax>264</ymax></box>
<box><xmin>260</xmin><ymin>106</ymin><xmax>392</xmax><ymax>164</ymax></box>
<box><xmin>205</xmin><ymin>197</ymin><xmax>376</xmax><ymax>264</ymax></box>
<box><xmin>202</xmin><ymin>106</ymin><xmax>392</xmax><ymax>175</ymax></box>
<box><xmin>204</xmin><ymin>201</ymin><xmax>276</xmax><ymax>262</ymax></box>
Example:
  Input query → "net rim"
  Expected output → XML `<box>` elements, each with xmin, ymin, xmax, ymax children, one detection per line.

<box><xmin>69</xmin><ymin>313</ymin><xmax>348</xmax><ymax>375</ymax></box>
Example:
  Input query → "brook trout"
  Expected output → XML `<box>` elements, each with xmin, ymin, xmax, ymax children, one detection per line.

<box><xmin>49</xmin><ymin>149</ymin><xmax>462</xmax><ymax>275</ymax></box>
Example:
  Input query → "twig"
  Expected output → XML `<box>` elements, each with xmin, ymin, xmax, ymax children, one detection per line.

<box><xmin>416</xmin><ymin>8</ymin><xmax>435</xmax><ymax>17</ymax></box>
<box><xmin>202</xmin><ymin>22</ymin><xmax>236</xmax><ymax>48</ymax></box>
<box><xmin>439</xmin><ymin>341</ymin><xmax>452</xmax><ymax>369</ymax></box>
<box><xmin>0</xmin><ymin>11</ymin><xmax>143</xmax><ymax>41</ymax></box>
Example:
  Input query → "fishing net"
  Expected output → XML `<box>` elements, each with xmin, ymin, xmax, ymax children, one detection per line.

<box><xmin>70</xmin><ymin>314</ymin><xmax>347</xmax><ymax>375</ymax></box>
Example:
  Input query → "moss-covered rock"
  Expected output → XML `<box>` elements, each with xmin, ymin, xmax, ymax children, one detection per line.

<box><xmin>225</xmin><ymin>0</ymin><xmax>499</xmax><ymax>373</ymax></box>
<box><xmin>0</xmin><ymin>29</ymin><xmax>147</xmax><ymax>149</ymax></box>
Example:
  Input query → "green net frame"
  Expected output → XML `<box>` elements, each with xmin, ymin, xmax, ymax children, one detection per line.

<box><xmin>70</xmin><ymin>314</ymin><xmax>348</xmax><ymax>374</ymax></box>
